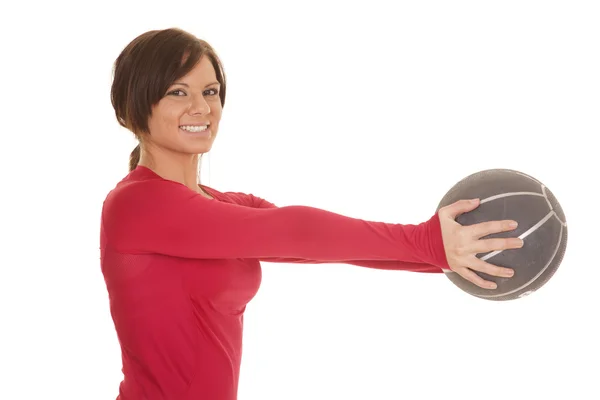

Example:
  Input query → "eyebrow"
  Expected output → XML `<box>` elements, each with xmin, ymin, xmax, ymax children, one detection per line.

<box><xmin>172</xmin><ymin>81</ymin><xmax>220</xmax><ymax>88</ymax></box>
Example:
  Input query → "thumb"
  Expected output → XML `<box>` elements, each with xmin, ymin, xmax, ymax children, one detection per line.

<box><xmin>441</xmin><ymin>198</ymin><xmax>480</xmax><ymax>219</ymax></box>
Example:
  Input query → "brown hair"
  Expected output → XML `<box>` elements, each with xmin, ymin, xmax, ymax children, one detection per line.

<box><xmin>110</xmin><ymin>28</ymin><xmax>227</xmax><ymax>171</ymax></box>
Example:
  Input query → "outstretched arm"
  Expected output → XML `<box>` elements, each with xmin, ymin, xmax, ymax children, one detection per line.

<box><xmin>220</xmin><ymin>191</ymin><xmax>445</xmax><ymax>273</ymax></box>
<box><xmin>101</xmin><ymin>178</ymin><xmax>449</xmax><ymax>270</ymax></box>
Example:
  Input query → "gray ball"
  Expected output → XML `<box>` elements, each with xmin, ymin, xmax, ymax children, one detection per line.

<box><xmin>436</xmin><ymin>169</ymin><xmax>568</xmax><ymax>301</ymax></box>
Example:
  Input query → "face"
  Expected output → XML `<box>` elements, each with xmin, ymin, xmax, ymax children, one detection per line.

<box><xmin>146</xmin><ymin>55</ymin><xmax>223</xmax><ymax>156</ymax></box>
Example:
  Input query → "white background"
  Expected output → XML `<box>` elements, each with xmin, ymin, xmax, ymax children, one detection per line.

<box><xmin>2</xmin><ymin>1</ymin><xmax>599</xmax><ymax>399</ymax></box>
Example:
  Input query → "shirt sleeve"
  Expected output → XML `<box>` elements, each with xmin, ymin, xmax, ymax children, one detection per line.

<box><xmin>102</xmin><ymin>179</ymin><xmax>450</xmax><ymax>270</ymax></box>
<box><xmin>222</xmin><ymin>191</ymin><xmax>445</xmax><ymax>273</ymax></box>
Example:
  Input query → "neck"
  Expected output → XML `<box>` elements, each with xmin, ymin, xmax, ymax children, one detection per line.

<box><xmin>138</xmin><ymin>145</ymin><xmax>203</xmax><ymax>193</ymax></box>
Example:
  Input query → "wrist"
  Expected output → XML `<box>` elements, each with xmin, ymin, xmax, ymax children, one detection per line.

<box><xmin>424</xmin><ymin>213</ymin><xmax>451</xmax><ymax>271</ymax></box>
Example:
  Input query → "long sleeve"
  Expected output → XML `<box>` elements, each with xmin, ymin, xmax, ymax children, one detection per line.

<box><xmin>101</xmin><ymin>178</ymin><xmax>449</xmax><ymax>270</ymax></box>
<box><xmin>221</xmin><ymin>191</ymin><xmax>445</xmax><ymax>273</ymax></box>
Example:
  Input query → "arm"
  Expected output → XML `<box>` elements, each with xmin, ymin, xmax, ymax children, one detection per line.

<box><xmin>260</xmin><ymin>257</ymin><xmax>442</xmax><ymax>273</ymax></box>
<box><xmin>224</xmin><ymin>191</ymin><xmax>444</xmax><ymax>273</ymax></box>
<box><xmin>102</xmin><ymin>180</ymin><xmax>449</xmax><ymax>270</ymax></box>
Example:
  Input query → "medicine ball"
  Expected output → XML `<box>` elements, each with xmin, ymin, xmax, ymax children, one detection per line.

<box><xmin>436</xmin><ymin>169</ymin><xmax>568</xmax><ymax>301</ymax></box>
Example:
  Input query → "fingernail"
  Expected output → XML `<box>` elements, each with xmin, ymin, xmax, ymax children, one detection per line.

<box><xmin>509</xmin><ymin>221</ymin><xmax>518</xmax><ymax>228</ymax></box>
<box><xmin>489</xmin><ymin>282</ymin><xmax>497</xmax><ymax>289</ymax></box>
<box><xmin>471</xmin><ymin>198</ymin><xmax>480</xmax><ymax>204</ymax></box>
<box><xmin>506</xmin><ymin>269</ymin><xmax>514</xmax><ymax>277</ymax></box>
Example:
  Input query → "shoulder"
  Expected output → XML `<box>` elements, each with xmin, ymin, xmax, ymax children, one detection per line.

<box><xmin>102</xmin><ymin>166</ymin><xmax>277</xmax><ymax>215</ymax></box>
<box><xmin>102</xmin><ymin>171</ymin><xmax>194</xmax><ymax>221</ymax></box>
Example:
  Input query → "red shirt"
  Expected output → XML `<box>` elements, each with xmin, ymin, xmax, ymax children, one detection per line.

<box><xmin>100</xmin><ymin>166</ymin><xmax>450</xmax><ymax>399</ymax></box>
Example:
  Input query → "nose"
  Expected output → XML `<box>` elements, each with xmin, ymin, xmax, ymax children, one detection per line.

<box><xmin>187</xmin><ymin>94</ymin><xmax>210</xmax><ymax>115</ymax></box>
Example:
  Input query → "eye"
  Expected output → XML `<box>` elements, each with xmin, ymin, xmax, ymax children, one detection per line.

<box><xmin>168</xmin><ymin>89</ymin><xmax>186</xmax><ymax>96</ymax></box>
<box><xmin>204</xmin><ymin>88</ymin><xmax>219</xmax><ymax>96</ymax></box>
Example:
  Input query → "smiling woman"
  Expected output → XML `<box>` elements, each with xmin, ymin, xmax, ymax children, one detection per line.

<box><xmin>143</xmin><ymin>62</ymin><xmax>222</xmax><ymax>154</ymax></box>
<box><xmin>101</xmin><ymin>27</ymin><xmax>521</xmax><ymax>400</ymax></box>
<box><xmin>110</xmin><ymin>28</ymin><xmax>226</xmax><ymax>185</ymax></box>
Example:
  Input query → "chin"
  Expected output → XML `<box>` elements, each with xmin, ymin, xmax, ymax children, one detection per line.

<box><xmin>180</xmin><ymin>137</ymin><xmax>216</xmax><ymax>155</ymax></box>
<box><xmin>187</xmin><ymin>144</ymin><xmax>213</xmax><ymax>155</ymax></box>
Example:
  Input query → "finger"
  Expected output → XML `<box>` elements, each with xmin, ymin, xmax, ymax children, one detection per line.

<box><xmin>440</xmin><ymin>198</ymin><xmax>480</xmax><ymax>220</ymax></box>
<box><xmin>469</xmin><ymin>219</ymin><xmax>519</xmax><ymax>239</ymax></box>
<box><xmin>471</xmin><ymin>237</ymin><xmax>524</xmax><ymax>254</ymax></box>
<box><xmin>468</xmin><ymin>257</ymin><xmax>515</xmax><ymax>278</ymax></box>
<box><xmin>455</xmin><ymin>267</ymin><xmax>497</xmax><ymax>289</ymax></box>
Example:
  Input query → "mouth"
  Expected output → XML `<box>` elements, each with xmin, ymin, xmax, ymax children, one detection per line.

<box><xmin>179</xmin><ymin>124</ymin><xmax>211</xmax><ymax>137</ymax></box>
<box><xmin>180</xmin><ymin>124</ymin><xmax>209</xmax><ymax>132</ymax></box>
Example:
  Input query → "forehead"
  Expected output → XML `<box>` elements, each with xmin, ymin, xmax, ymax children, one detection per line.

<box><xmin>178</xmin><ymin>55</ymin><xmax>218</xmax><ymax>85</ymax></box>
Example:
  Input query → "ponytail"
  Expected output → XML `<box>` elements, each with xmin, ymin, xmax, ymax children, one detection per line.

<box><xmin>129</xmin><ymin>144</ymin><xmax>141</xmax><ymax>172</ymax></box>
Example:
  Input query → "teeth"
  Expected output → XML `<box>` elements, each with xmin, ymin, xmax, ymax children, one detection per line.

<box><xmin>180</xmin><ymin>125</ymin><xmax>208</xmax><ymax>132</ymax></box>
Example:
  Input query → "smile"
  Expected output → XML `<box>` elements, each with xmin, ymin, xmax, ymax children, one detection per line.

<box><xmin>180</xmin><ymin>125</ymin><xmax>208</xmax><ymax>132</ymax></box>
<box><xmin>179</xmin><ymin>125</ymin><xmax>211</xmax><ymax>138</ymax></box>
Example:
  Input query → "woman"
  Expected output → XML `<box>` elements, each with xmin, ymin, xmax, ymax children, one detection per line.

<box><xmin>101</xmin><ymin>27</ymin><xmax>521</xmax><ymax>400</ymax></box>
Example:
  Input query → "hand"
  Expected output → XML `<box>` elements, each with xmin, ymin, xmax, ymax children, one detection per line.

<box><xmin>438</xmin><ymin>198</ymin><xmax>522</xmax><ymax>289</ymax></box>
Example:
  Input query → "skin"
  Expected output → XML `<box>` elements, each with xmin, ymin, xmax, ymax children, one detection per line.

<box><xmin>137</xmin><ymin>55</ymin><xmax>519</xmax><ymax>288</ymax></box>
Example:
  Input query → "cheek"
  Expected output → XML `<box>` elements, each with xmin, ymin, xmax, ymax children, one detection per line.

<box><xmin>147</xmin><ymin>108</ymin><xmax>182</xmax><ymax>140</ymax></box>
<box><xmin>212</xmin><ymin>103</ymin><xmax>223</xmax><ymax>123</ymax></box>
<box><xmin>150</xmin><ymin>104</ymin><xmax>176</xmax><ymax>126</ymax></box>
<box><xmin>164</xmin><ymin>107</ymin><xmax>183</xmax><ymax>126</ymax></box>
